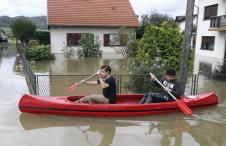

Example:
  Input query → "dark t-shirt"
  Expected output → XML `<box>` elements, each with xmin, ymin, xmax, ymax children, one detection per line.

<box><xmin>155</xmin><ymin>78</ymin><xmax>182</xmax><ymax>99</ymax></box>
<box><xmin>97</xmin><ymin>76</ymin><xmax>116</xmax><ymax>104</ymax></box>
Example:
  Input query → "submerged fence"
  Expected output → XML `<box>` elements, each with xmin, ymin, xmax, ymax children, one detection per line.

<box><xmin>17</xmin><ymin>45</ymin><xmax>37</xmax><ymax>94</ymax></box>
<box><xmin>35</xmin><ymin>74</ymin><xmax>199</xmax><ymax>96</ymax></box>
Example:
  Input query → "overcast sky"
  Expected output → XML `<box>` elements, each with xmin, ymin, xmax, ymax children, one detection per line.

<box><xmin>0</xmin><ymin>0</ymin><xmax>188</xmax><ymax>18</ymax></box>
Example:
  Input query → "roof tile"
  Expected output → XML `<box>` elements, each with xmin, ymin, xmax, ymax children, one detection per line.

<box><xmin>48</xmin><ymin>0</ymin><xmax>139</xmax><ymax>27</ymax></box>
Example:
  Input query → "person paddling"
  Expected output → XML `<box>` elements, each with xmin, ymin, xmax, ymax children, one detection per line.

<box><xmin>139</xmin><ymin>69</ymin><xmax>182</xmax><ymax>104</ymax></box>
<box><xmin>76</xmin><ymin>64</ymin><xmax>116</xmax><ymax>104</ymax></box>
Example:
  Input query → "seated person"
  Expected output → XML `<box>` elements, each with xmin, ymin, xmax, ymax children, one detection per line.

<box><xmin>76</xmin><ymin>64</ymin><xmax>116</xmax><ymax>104</ymax></box>
<box><xmin>139</xmin><ymin>69</ymin><xmax>182</xmax><ymax>104</ymax></box>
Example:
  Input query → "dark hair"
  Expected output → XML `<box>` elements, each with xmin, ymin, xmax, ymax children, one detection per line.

<box><xmin>166</xmin><ymin>68</ymin><xmax>176</xmax><ymax>76</ymax></box>
<box><xmin>101</xmin><ymin>64</ymin><xmax>111</xmax><ymax>74</ymax></box>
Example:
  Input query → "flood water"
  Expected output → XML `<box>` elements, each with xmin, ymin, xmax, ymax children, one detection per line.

<box><xmin>1</xmin><ymin>43</ymin><xmax>226</xmax><ymax>146</ymax></box>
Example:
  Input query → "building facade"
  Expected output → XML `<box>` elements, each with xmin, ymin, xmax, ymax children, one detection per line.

<box><xmin>196</xmin><ymin>0</ymin><xmax>226</xmax><ymax>59</ymax></box>
<box><xmin>194</xmin><ymin>0</ymin><xmax>226</xmax><ymax>73</ymax></box>
<box><xmin>47</xmin><ymin>0</ymin><xmax>139</xmax><ymax>55</ymax></box>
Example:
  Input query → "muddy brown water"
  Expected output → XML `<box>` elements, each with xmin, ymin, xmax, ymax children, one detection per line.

<box><xmin>0</xmin><ymin>43</ymin><xmax>226</xmax><ymax>146</ymax></box>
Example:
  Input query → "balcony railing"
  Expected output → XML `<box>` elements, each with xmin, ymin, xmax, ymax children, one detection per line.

<box><xmin>209</xmin><ymin>15</ymin><xmax>226</xmax><ymax>31</ymax></box>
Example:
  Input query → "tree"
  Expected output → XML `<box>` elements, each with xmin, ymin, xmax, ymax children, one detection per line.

<box><xmin>136</xmin><ymin>11</ymin><xmax>178</xmax><ymax>39</ymax></box>
<box><xmin>77</xmin><ymin>33</ymin><xmax>102</xmax><ymax>57</ymax></box>
<box><xmin>179</xmin><ymin>0</ymin><xmax>195</xmax><ymax>94</ymax></box>
<box><xmin>10</xmin><ymin>17</ymin><xmax>36</xmax><ymax>46</ymax></box>
<box><xmin>113</xmin><ymin>27</ymin><xmax>138</xmax><ymax>58</ymax></box>
<box><xmin>137</xmin><ymin>21</ymin><xmax>183</xmax><ymax>70</ymax></box>
<box><xmin>125</xmin><ymin>62</ymin><xmax>165</xmax><ymax>93</ymax></box>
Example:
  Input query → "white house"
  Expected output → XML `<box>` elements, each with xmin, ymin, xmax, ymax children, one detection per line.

<box><xmin>47</xmin><ymin>0</ymin><xmax>139</xmax><ymax>56</ymax></box>
<box><xmin>194</xmin><ymin>0</ymin><xmax>226</xmax><ymax>73</ymax></box>
<box><xmin>175</xmin><ymin>15</ymin><xmax>198</xmax><ymax>32</ymax></box>
<box><xmin>175</xmin><ymin>15</ymin><xmax>198</xmax><ymax>48</ymax></box>
<box><xmin>196</xmin><ymin>0</ymin><xmax>226</xmax><ymax>59</ymax></box>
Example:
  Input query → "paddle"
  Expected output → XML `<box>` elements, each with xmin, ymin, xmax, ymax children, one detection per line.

<box><xmin>150</xmin><ymin>73</ymin><xmax>192</xmax><ymax>116</ymax></box>
<box><xmin>67</xmin><ymin>69</ymin><xmax>105</xmax><ymax>93</ymax></box>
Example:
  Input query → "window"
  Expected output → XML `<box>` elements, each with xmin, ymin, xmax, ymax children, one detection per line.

<box><xmin>67</xmin><ymin>33</ymin><xmax>80</xmax><ymax>46</ymax></box>
<box><xmin>201</xmin><ymin>36</ymin><xmax>215</xmax><ymax>50</ymax></box>
<box><xmin>103</xmin><ymin>34</ymin><xmax>127</xmax><ymax>46</ymax></box>
<box><xmin>204</xmin><ymin>4</ymin><xmax>218</xmax><ymax>20</ymax></box>
<box><xmin>67</xmin><ymin>33</ymin><xmax>94</xmax><ymax>46</ymax></box>
<box><xmin>109</xmin><ymin>34</ymin><xmax>120</xmax><ymax>46</ymax></box>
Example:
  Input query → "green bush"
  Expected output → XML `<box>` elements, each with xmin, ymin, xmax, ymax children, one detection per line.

<box><xmin>137</xmin><ymin>21</ymin><xmax>183</xmax><ymax>70</ymax></box>
<box><xmin>28</xmin><ymin>40</ymin><xmax>39</xmax><ymax>48</ymax></box>
<box><xmin>125</xmin><ymin>62</ymin><xmax>165</xmax><ymax>93</ymax></box>
<box><xmin>25</xmin><ymin>45</ymin><xmax>55</xmax><ymax>61</ymax></box>
<box><xmin>113</xmin><ymin>27</ymin><xmax>138</xmax><ymax>58</ymax></box>
<box><xmin>77</xmin><ymin>33</ymin><xmax>102</xmax><ymax>57</ymax></box>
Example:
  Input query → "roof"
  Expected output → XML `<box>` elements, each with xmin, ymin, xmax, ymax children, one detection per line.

<box><xmin>47</xmin><ymin>0</ymin><xmax>139</xmax><ymax>27</ymax></box>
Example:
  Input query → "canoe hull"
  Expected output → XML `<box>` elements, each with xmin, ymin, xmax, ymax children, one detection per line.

<box><xmin>19</xmin><ymin>93</ymin><xmax>218</xmax><ymax>116</ymax></box>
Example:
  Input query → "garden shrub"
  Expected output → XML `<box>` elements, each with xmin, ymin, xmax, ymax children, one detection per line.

<box><xmin>124</xmin><ymin>61</ymin><xmax>165</xmax><ymax>93</ymax></box>
<box><xmin>28</xmin><ymin>39</ymin><xmax>39</xmax><ymax>48</ymax></box>
<box><xmin>77</xmin><ymin>33</ymin><xmax>102</xmax><ymax>57</ymax></box>
<box><xmin>25</xmin><ymin>45</ymin><xmax>55</xmax><ymax>61</ymax></box>
<box><xmin>137</xmin><ymin>21</ymin><xmax>183</xmax><ymax>70</ymax></box>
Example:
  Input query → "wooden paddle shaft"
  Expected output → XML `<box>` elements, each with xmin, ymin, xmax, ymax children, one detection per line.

<box><xmin>77</xmin><ymin>73</ymin><xmax>97</xmax><ymax>85</ymax></box>
<box><xmin>77</xmin><ymin>68</ymin><xmax>106</xmax><ymax>85</ymax></box>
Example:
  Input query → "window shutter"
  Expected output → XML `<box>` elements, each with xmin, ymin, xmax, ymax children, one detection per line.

<box><xmin>104</xmin><ymin>34</ymin><xmax>109</xmax><ymax>46</ymax></box>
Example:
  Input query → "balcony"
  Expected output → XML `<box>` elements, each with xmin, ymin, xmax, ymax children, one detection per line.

<box><xmin>209</xmin><ymin>15</ymin><xmax>226</xmax><ymax>31</ymax></box>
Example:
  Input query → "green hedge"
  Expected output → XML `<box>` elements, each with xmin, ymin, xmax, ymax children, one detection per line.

<box><xmin>25</xmin><ymin>45</ymin><xmax>55</xmax><ymax>61</ymax></box>
<box><xmin>34</xmin><ymin>31</ymin><xmax>50</xmax><ymax>45</ymax></box>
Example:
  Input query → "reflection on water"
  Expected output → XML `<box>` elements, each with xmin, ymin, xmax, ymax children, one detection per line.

<box><xmin>20</xmin><ymin>113</ymin><xmax>116</xmax><ymax>146</ymax></box>
<box><xmin>18</xmin><ymin>110</ymin><xmax>226</xmax><ymax>146</ymax></box>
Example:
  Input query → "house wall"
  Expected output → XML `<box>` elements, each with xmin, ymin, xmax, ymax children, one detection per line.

<box><xmin>178</xmin><ymin>21</ymin><xmax>185</xmax><ymax>32</ymax></box>
<box><xmin>178</xmin><ymin>17</ymin><xmax>197</xmax><ymax>32</ymax></box>
<box><xmin>196</xmin><ymin>0</ymin><xmax>226</xmax><ymax>59</ymax></box>
<box><xmin>193</xmin><ymin>54</ymin><xmax>223</xmax><ymax>74</ymax></box>
<box><xmin>50</xmin><ymin>26</ymin><xmax>133</xmax><ymax>55</ymax></box>
<box><xmin>177</xmin><ymin>16</ymin><xmax>197</xmax><ymax>49</ymax></box>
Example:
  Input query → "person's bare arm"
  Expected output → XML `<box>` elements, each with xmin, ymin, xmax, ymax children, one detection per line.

<box><xmin>99</xmin><ymin>78</ymin><xmax>109</xmax><ymax>88</ymax></box>
<box><xmin>80</xmin><ymin>70</ymin><xmax>101</xmax><ymax>85</ymax></box>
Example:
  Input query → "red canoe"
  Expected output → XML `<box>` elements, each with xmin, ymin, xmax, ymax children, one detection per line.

<box><xmin>19</xmin><ymin>93</ymin><xmax>218</xmax><ymax>116</ymax></box>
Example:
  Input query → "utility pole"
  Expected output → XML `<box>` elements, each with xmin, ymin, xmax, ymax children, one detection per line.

<box><xmin>179</xmin><ymin>0</ymin><xmax>195</xmax><ymax>94</ymax></box>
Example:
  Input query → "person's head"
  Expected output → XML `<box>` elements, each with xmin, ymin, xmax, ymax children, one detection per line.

<box><xmin>165</xmin><ymin>68</ymin><xmax>176</xmax><ymax>80</ymax></box>
<box><xmin>100</xmin><ymin>64</ymin><xmax>111</xmax><ymax>78</ymax></box>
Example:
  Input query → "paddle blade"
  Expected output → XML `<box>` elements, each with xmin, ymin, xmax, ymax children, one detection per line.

<box><xmin>67</xmin><ymin>83</ymin><xmax>78</xmax><ymax>93</ymax></box>
<box><xmin>175</xmin><ymin>99</ymin><xmax>192</xmax><ymax>116</ymax></box>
